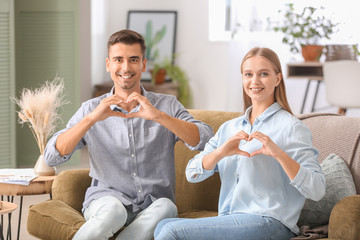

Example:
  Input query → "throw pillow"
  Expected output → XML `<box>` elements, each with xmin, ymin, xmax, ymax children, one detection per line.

<box><xmin>297</xmin><ymin>153</ymin><xmax>356</xmax><ymax>228</ymax></box>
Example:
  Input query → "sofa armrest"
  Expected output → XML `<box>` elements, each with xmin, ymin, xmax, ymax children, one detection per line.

<box><xmin>28</xmin><ymin>199</ymin><xmax>85</xmax><ymax>240</ymax></box>
<box><xmin>52</xmin><ymin>169</ymin><xmax>91</xmax><ymax>212</ymax></box>
<box><xmin>328</xmin><ymin>195</ymin><xmax>360</xmax><ymax>240</ymax></box>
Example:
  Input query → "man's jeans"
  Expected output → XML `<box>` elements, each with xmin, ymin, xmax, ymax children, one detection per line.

<box><xmin>154</xmin><ymin>213</ymin><xmax>296</xmax><ymax>240</ymax></box>
<box><xmin>73</xmin><ymin>196</ymin><xmax>177</xmax><ymax>240</ymax></box>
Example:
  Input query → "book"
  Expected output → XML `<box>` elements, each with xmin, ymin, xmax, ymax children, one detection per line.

<box><xmin>0</xmin><ymin>168</ymin><xmax>37</xmax><ymax>186</ymax></box>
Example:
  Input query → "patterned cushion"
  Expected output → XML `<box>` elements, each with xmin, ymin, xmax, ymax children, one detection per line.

<box><xmin>298</xmin><ymin>153</ymin><xmax>356</xmax><ymax>228</ymax></box>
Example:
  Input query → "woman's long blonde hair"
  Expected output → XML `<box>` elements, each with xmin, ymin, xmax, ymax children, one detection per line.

<box><xmin>241</xmin><ymin>47</ymin><xmax>293</xmax><ymax>115</ymax></box>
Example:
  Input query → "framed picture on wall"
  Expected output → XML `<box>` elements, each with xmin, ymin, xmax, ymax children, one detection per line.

<box><xmin>127</xmin><ymin>10</ymin><xmax>177</xmax><ymax>81</ymax></box>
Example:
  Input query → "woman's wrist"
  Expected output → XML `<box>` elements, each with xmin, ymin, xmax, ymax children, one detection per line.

<box><xmin>203</xmin><ymin>149</ymin><xmax>223</xmax><ymax>170</ymax></box>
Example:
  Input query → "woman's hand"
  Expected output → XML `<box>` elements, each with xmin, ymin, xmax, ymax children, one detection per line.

<box><xmin>202</xmin><ymin>130</ymin><xmax>250</xmax><ymax>170</ymax></box>
<box><xmin>218</xmin><ymin>130</ymin><xmax>251</xmax><ymax>158</ymax></box>
<box><xmin>248</xmin><ymin>131</ymin><xmax>300</xmax><ymax>180</ymax></box>
<box><xmin>248</xmin><ymin>131</ymin><xmax>282</xmax><ymax>158</ymax></box>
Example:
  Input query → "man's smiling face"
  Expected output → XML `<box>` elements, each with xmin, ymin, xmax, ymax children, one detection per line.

<box><xmin>106</xmin><ymin>42</ymin><xmax>147</xmax><ymax>93</ymax></box>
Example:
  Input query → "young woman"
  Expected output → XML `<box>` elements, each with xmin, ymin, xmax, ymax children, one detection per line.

<box><xmin>154</xmin><ymin>47</ymin><xmax>326</xmax><ymax>240</ymax></box>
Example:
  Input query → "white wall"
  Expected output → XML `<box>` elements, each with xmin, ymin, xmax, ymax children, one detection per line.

<box><xmin>91</xmin><ymin>0</ymin><xmax>360</xmax><ymax>116</ymax></box>
<box><xmin>91</xmin><ymin>0</ymin><xmax>242</xmax><ymax>111</ymax></box>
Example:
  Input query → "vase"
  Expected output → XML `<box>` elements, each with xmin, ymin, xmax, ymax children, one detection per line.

<box><xmin>34</xmin><ymin>155</ymin><xmax>55</xmax><ymax>176</ymax></box>
<box><xmin>150</xmin><ymin>69</ymin><xmax>166</xmax><ymax>85</ymax></box>
<box><xmin>301</xmin><ymin>45</ymin><xmax>324</xmax><ymax>62</ymax></box>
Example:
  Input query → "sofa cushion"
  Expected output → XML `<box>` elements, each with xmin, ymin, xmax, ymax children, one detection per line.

<box><xmin>175</xmin><ymin>110</ymin><xmax>241</xmax><ymax>214</ymax></box>
<box><xmin>298</xmin><ymin>154</ymin><xmax>356</xmax><ymax>228</ymax></box>
<box><xmin>28</xmin><ymin>200</ymin><xmax>85</xmax><ymax>240</ymax></box>
<box><xmin>298</xmin><ymin>113</ymin><xmax>360</xmax><ymax>194</ymax></box>
<box><xmin>52</xmin><ymin>169</ymin><xmax>92</xmax><ymax>212</ymax></box>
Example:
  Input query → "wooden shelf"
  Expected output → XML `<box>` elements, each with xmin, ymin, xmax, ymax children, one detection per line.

<box><xmin>287</xmin><ymin>62</ymin><xmax>323</xmax><ymax>80</ymax></box>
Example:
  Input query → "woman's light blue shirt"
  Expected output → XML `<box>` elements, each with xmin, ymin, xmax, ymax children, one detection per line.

<box><xmin>186</xmin><ymin>102</ymin><xmax>326</xmax><ymax>234</ymax></box>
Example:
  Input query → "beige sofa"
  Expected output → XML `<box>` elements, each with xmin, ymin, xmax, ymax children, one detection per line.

<box><xmin>27</xmin><ymin>110</ymin><xmax>360</xmax><ymax>240</ymax></box>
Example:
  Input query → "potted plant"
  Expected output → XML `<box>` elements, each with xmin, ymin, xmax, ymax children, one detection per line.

<box><xmin>151</xmin><ymin>57</ymin><xmax>192</xmax><ymax>108</ymax></box>
<box><xmin>268</xmin><ymin>3</ymin><xmax>338</xmax><ymax>61</ymax></box>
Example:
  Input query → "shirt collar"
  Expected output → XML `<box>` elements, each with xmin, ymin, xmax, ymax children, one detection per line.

<box><xmin>109</xmin><ymin>85</ymin><xmax>149</xmax><ymax>113</ymax></box>
<box><xmin>243</xmin><ymin>102</ymin><xmax>282</xmax><ymax>124</ymax></box>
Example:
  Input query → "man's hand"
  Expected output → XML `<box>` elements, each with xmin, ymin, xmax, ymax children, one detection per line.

<box><xmin>124</xmin><ymin>92</ymin><xmax>200</xmax><ymax>147</ymax></box>
<box><xmin>125</xmin><ymin>92</ymin><xmax>162</xmax><ymax>120</ymax></box>
<box><xmin>88</xmin><ymin>95</ymin><xmax>127</xmax><ymax>123</ymax></box>
<box><xmin>55</xmin><ymin>95</ymin><xmax>127</xmax><ymax>156</ymax></box>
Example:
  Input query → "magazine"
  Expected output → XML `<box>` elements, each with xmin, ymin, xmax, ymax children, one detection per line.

<box><xmin>0</xmin><ymin>168</ymin><xmax>37</xmax><ymax>186</ymax></box>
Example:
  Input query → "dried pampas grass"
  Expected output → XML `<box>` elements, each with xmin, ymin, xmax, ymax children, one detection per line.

<box><xmin>12</xmin><ymin>77</ymin><xmax>69</xmax><ymax>155</ymax></box>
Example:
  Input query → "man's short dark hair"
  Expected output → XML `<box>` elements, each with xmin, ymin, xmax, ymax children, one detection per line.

<box><xmin>107</xmin><ymin>30</ymin><xmax>146</xmax><ymax>59</ymax></box>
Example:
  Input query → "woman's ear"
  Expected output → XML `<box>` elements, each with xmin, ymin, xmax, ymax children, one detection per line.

<box><xmin>276</xmin><ymin>73</ymin><xmax>282</xmax><ymax>87</ymax></box>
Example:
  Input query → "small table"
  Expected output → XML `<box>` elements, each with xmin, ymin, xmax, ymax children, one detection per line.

<box><xmin>287</xmin><ymin>62</ymin><xmax>323</xmax><ymax>113</ymax></box>
<box><xmin>0</xmin><ymin>175</ymin><xmax>56</xmax><ymax>240</ymax></box>
<box><xmin>0</xmin><ymin>201</ymin><xmax>17</xmax><ymax>240</ymax></box>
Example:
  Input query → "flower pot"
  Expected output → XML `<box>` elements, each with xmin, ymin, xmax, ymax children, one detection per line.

<box><xmin>34</xmin><ymin>155</ymin><xmax>55</xmax><ymax>176</ymax></box>
<box><xmin>151</xmin><ymin>69</ymin><xmax>167</xmax><ymax>85</ymax></box>
<box><xmin>301</xmin><ymin>45</ymin><xmax>324</xmax><ymax>62</ymax></box>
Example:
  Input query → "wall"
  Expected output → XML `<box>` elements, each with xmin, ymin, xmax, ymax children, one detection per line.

<box><xmin>91</xmin><ymin>0</ymin><xmax>360</xmax><ymax>116</ymax></box>
<box><xmin>91</xmin><ymin>0</ymin><xmax>241</xmax><ymax>111</ymax></box>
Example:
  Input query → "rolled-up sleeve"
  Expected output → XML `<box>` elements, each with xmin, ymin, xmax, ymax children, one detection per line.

<box><xmin>185</xmin><ymin>126</ymin><xmax>224</xmax><ymax>183</ymax></box>
<box><xmin>287</xmin><ymin>122</ymin><xmax>326</xmax><ymax>201</ymax></box>
<box><xmin>171</xmin><ymin>98</ymin><xmax>213</xmax><ymax>151</ymax></box>
<box><xmin>44</xmin><ymin>103</ymin><xmax>87</xmax><ymax>167</ymax></box>
<box><xmin>187</xmin><ymin>121</ymin><xmax>214</xmax><ymax>151</ymax></box>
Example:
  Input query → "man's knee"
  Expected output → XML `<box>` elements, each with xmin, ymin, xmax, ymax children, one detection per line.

<box><xmin>76</xmin><ymin>197</ymin><xmax>127</xmax><ymax>240</ymax></box>
<box><xmin>86</xmin><ymin>196</ymin><xmax>127</xmax><ymax>227</ymax></box>
<box><xmin>109</xmin><ymin>201</ymin><xmax>127</xmax><ymax>220</ymax></box>
<box><xmin>152</xmin><ymin>198</ymin><xmax>177</xmax><ymax>219</ymax></box>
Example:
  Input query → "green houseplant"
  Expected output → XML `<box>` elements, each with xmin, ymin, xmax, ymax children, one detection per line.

<box><xmin>151</xmin><ymin>57</ymin><xmax>192</xmax><ymax>108</ymax></box>
<box><xmin>269</xmin><ymin>3</ymin><xmax>338</xmax><ymax>61</ymax></box>
<box><xmin>144</xmin><ymin>20</ymin><xmax>166</xmax><ymax>61</ymax></box>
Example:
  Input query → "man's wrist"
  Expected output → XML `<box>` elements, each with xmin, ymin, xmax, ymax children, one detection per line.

<box><xmin>152</xmin><ymin>110</ymin><xmax>166</xmax><ymax>122</ymax></box>
<box><xmin>84</xmin><ymin>114</ymin><xmax>97</xmax><ymax>126</ymax></box>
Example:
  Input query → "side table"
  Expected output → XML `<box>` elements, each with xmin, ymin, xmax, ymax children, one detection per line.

<box><xmin>0</xmin><ymin>175</ymin><xmax>56</xmax><ymax>240</ymax></box>
<box><xmin>0</xmin><ymin>201</ymin><xmax>17</xmax><ymax>240</ymax></box>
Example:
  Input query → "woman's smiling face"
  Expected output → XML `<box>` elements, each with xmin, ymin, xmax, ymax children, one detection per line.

<box><xmin>242</xmin><ymin>56</ymin><xmax>282</xmax><ymax>107</ymax></box>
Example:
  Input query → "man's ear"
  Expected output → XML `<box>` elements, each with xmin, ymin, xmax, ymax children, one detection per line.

<box><xmin>142</xmin><ymin>58</ymin><xmax>147</xmax><ymax>72</ymax></box>
<box><xmin>106</xmin><ymin>57</ymin><xmax>110</xmax><ymax>72</ymax></box>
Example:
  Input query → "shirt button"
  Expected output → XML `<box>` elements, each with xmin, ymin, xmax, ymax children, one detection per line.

<box><xmin>132</xmin><ymin>172</ymin><xmax>136</xmax><ymax>177</ymax></box>
<box><xmin>131</xmin><ymin>154</ymin><xmax>135</xmax><ymax>158</ymax></box>
<box><xmin>138</xmin><ymin>189</ymin><xmax>142</xmax><ymax>193</ymax></box>
<box><xmin>129</xmin><ymin>133</ymin><xmax>132</xmax><ymax>138</ymax></box>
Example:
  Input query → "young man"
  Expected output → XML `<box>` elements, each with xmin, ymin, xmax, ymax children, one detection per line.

<box><xmin>44</xmin><ymin>29</ymin><xmax>213</xmax><ymax>240</ymax></box>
